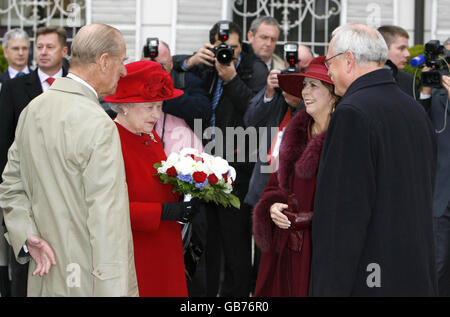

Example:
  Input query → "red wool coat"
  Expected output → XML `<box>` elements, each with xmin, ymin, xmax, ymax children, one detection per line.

<box><xmin>115</xmin><ymin>122</ymin><xmax>187</xmax><ymax>297</ymax></box>
<box><xmin>253</xmin><ymin>109</ymin><xmax>326</xmax><ymax>297</ymax></box>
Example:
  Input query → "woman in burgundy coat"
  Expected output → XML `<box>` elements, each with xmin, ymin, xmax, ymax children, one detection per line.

<box><xmin>104</xmin><ymin>60</ymin><xmax>201</xmax><ymax>296</ymax></box>
<box><xmin>252</xmin><ymin>56</ymin><xmax>340</xmax><ymax>296</ymax></box>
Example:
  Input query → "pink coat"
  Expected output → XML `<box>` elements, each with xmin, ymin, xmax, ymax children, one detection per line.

<box><xmin>154</xmin><ymin>112</ymin><xmax>203</xmax><ymax>155</ymax></box>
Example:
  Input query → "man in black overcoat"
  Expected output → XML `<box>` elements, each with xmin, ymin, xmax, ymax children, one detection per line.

<box><xmin>310</xmin><ymin>24</ymin><xmax>437</xmax><ymax>296</ymax></box>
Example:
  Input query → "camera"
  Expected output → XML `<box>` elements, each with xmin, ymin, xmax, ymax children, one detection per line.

<box><xmin>281</xmin><ymin>42</ymin><xmax>300</xmax><ymax>74</ymax></box>
<box><xmin>143</xmin><ymin>37</ymin><xmax>159</xmax><ymax>60</ymax></box>
<box><xmin>421</xmin><ymin>40</ymin><xmax>449</xmax><ymax>88</ymax></box>
<box><xmin>209</xmin><ymin>21</ymin><xmax>234</xmax><ymax>66</ymax></box>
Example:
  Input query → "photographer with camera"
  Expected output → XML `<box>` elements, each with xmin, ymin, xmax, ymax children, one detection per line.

<box><xmin>173</xmin><ymin>20</ymin><xmax>267</xmax><ymax>297</ymax></box>
<box><xmin>144</xmin><ymin>39</ymin><xmax>212</xmax><ymax>136</ymax></box>
<box><xmin>244</xmin><ymin>43</ymin><xmax>313</xmax><ymax>207</ymax></box>
<box><xmin>418</xmin><ymin>37</ymin><xmax>450</xmax><ymax>297</ymax></box>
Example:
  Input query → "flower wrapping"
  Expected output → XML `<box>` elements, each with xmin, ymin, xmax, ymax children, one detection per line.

<box><xmin>154</xmin><ymin>148</ymin><xmax>240</xmax><ymax>209</ymax></box>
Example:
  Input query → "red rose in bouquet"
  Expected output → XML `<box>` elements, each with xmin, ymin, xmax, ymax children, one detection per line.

<box><xmin>207</xmin><ymin>174</ymin><xmax>219</xmax><ymax>185</ymax></box>
<box><xmin>193</xmin><ymin>171</ymin><xmax>207</xmax><ymax>183</ymax></box>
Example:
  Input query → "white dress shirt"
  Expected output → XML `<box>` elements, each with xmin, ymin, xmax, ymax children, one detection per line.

<box><xmin>38</xmin><ymin>68</ymin><xmax>63</xmax><ymax>92</ymax></box>
<box><xmin>66</xmin><ymin>73</ymin><xmax>98</xmax><ymax>98</ymax></box>
<box><xmin>8</xmin><ymin>66</ymin><xmax>30</xmax><ymax>78</ymax></box>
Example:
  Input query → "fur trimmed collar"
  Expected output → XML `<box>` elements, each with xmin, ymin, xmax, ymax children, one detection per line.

<box><xmin>277</xmin><ymin>109</ymin><xmax>326</xmax><ymax>192</ymax></box>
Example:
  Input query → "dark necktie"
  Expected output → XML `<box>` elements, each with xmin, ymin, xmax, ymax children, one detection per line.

<box><xmin>15</xmin><ymin>72</ymin><xmax>26</xmax><ymax>78</ymax></box>
<box><xmin>46</xmin><ymin>77</ymin><xmax>55</xmax><ymax>86</ymax></box>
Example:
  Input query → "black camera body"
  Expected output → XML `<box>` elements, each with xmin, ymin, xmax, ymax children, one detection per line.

<box><xmin>421</xmin><ymin>40</ymin><xmax>449</xmax><ymax>88</ymax></box>
<box><xmin>143</xmin><ymin>37</ymin><xmax>159</xmax><ymax>60</ymax></box>
<box><xmin>209</xmin><ymin>21</ymin><xmax>234</xmax><ymax>66</ymax></box>
<box><xmin>281</xmin><ymin>42</ymin><xmax>300</xmax><ymax>74</ymax></box>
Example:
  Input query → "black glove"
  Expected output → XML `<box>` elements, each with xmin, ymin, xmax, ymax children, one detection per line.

<box><xmin>161</xmin><ymin>198</ymin><xmax>203</xmax><ymax>223</ymax></box>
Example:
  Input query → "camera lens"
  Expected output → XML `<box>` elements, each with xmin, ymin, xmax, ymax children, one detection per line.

<box><xmin>216</xmin><ymin>47</ymin><xmax>234</xmax><ymax>65</ymax></box>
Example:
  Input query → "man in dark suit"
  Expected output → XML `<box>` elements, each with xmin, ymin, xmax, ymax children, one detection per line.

<box><xmin>0</xmin><ymin>27</ymin><xmax>31</xmax><ymax>298</ymax></box>
<box><xmin>0</xmin><ymin>26</ymin><xmax>68</xmax><ymax>297</ymax></box>
<box><xmin>0</xmin><ymin>28</ymin><xmax>31</xmax><ymax>84</ymax></box>
<box><xmin>311</xmin><ymin>24</ymin><xmax>437</xmax><ymax>296</ymax></box>
<box><xmin>378</xmin><ymin>25</ymin><xmax>418</xmax><ymax>98</ymax></box>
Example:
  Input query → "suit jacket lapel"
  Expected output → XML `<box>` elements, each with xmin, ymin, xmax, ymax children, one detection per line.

<box><xmin>24</xmin><ymin>70</ymin><xmax>43</xmax><ymax>101</ymax></box>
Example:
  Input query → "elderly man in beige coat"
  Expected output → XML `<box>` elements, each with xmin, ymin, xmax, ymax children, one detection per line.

<box><xmin>0</xmin><ymin>24</ymin><xmax>138</xmax><ymax>296</ymax></box>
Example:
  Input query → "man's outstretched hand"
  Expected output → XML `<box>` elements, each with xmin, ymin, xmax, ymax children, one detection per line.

<box><xmin>26</xmin><ymin>235</ymin><xmax>56</xmax><ymax>277</ymax></box>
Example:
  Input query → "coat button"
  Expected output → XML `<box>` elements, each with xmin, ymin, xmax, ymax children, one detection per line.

<box><xmin>144</xmin><ymin>141</ymin><xmax>150</xmax><ymax>146</ymax></box>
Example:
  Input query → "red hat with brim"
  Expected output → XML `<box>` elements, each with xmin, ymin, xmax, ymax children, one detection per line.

<box><xmin>277</xmin><ymin>56</ymin><xmax>333</xmax><ymax>99</ymax></box>
<box><xmin>104</xmin><ymin>60</ymin><xmax>184</xmax><ymax>103</ymax></box>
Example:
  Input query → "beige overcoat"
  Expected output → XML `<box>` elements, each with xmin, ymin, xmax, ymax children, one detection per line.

<box><xmin>0</xmin><ymin>78</ymin><xmax>138</xmax><ymax>296</ymax></box>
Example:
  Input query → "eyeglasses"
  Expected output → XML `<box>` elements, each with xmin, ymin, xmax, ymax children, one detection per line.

<box><xmin>324</xmin><ymin>52</ymin><xmax>345</xmax><ymax>69</ymax></box>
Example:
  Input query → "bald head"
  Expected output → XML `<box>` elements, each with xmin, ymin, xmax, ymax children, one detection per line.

<box><xmin>153</xmin><ymin>40</ymin><xmax>173</xmax><ymax>73</ymax></box>
<box><xmin>69</xmin><ymin>24</ymin><xmax>124</xmax><ymax>68</ymax></box>
<box><xmin>298</xmin><ymin>45</ymin><xmax>314</xmax><ymax>68</ymax></box>
<box><xmin>68</xmin><ymin>24</ymin><xmax>127</xmax><ymax>98</ymax></box>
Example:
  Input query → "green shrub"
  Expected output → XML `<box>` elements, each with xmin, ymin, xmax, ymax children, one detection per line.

<box><xmin>403</xmin><ymin>44</ymin><xmax>424</xmax><ymax>86</ymax></box>
<box><xmin>0</xmin><ymin>45</ymin><xmax>7</xmax><ymax>73</ymax></box>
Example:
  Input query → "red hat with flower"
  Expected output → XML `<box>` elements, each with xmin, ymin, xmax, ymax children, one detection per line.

<box><xmin>103</xmin><ymin>60</ymin><xmax>183</xmax><ymax>103</ymax></box>
<box><xmin>277</xmin><ymin>56</ymin><xmax>333</xmax><ymax>99</ymax></box>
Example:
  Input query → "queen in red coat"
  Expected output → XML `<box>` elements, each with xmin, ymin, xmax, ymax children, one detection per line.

<box><xmin>252</xmin><ymin>56</ymin><xmax>339</xmax><ymax>296</ymax></box>
<box><xmin>104</xmin><ymin>60</ymin><xmax>198</xmax><ymax>297</ymax></box>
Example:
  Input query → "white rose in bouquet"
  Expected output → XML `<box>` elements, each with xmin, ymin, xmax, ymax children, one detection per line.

<box><xmin>179</xmin><ymin>147</ymin><xmax>199</xmax><ymax>157</ymax></box>
<box><xmin>174</xmin><ymin>155</ymin><xmax>196</xmax><ymax>176</ymax></box>
<box><xmin>153</xmin><ymin>149</ymin><xmax>240</xmax><ymax>209</ymax></box>
<box><xmin>206</xmin><ymin>156</ymin><xmax>229</xmax><ymax>180</ymax></box>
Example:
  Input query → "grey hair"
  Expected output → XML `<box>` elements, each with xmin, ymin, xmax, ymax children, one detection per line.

<box><xmin>2</xmin><ymin>28</ymin><xmax>29</xmax><ymax>48</ymax></box>
<box><xmin>444</xmin><ymin>37</ymin><xmax>450</xmax><ymax>47</ymax></box>
<box><xmin>331</xmin><ymin>24</ymin><xmax>388</xmax><ymax>66</ymax></box>
<box><xmin>249</xmin><ymin>16</ymin><xmax>281</xmax><ymax>34</ymax></box>
<box><xmin>108</xmin><ymin>102</ymin><xmax>135</xmax><ymax>114</ymax></box>
<box><xmin>69</xmin><ymin>24</ymin><xmax>123</xmax><ymax>67</ymax></box>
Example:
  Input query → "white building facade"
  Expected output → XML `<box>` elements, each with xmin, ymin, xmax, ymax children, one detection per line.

<box><xmin>1</xmin><ymin>0</ymin><xmax>449</xmax><ymax>61</ymax></box>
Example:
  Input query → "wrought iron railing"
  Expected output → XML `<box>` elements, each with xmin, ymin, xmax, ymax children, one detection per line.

<box><xmin>232</xmin><ymin>0</ymin><xmax>341</xmax><ymax>56</ymax></box>
<box><xmin>0</xmin><ymin>0</ymin><xmax>87</xmax><ymax>66</ymax></box>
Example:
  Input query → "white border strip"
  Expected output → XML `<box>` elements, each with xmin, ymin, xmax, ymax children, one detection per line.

<box><xmin>86</xmin><ymin>0</ymin><xmax>92</xmax><ymax>24</ymax></box>
<box><xmin>340</xmin><ymin>0</ymin><xmax>347</xmax><ymax>25</ymax></box>
<box><xmin>431</xmin><ymin>0</ymin><xmax>437</xmax><ymax>39</ymax></box>
<box><xmin>135</xmin><ymin>0</ymin><xmax>141</xmax><ymax>61</ymax></box>
<box><xmin>171</xmin><ymin>0</ymin><xmax>178</xmax><ymax>55</ymax></box>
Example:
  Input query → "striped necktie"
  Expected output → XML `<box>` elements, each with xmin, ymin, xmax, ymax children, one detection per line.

<box><xmin>210</xmin><ymin>55</ymin><xmax>242</xmax><ymax>127</ymax></box>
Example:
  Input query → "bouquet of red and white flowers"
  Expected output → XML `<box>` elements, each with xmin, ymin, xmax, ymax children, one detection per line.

<box><xmin>153</xmin><ymin>148</ymin><xmax>240</xmax><ymax>209</ymax></box>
